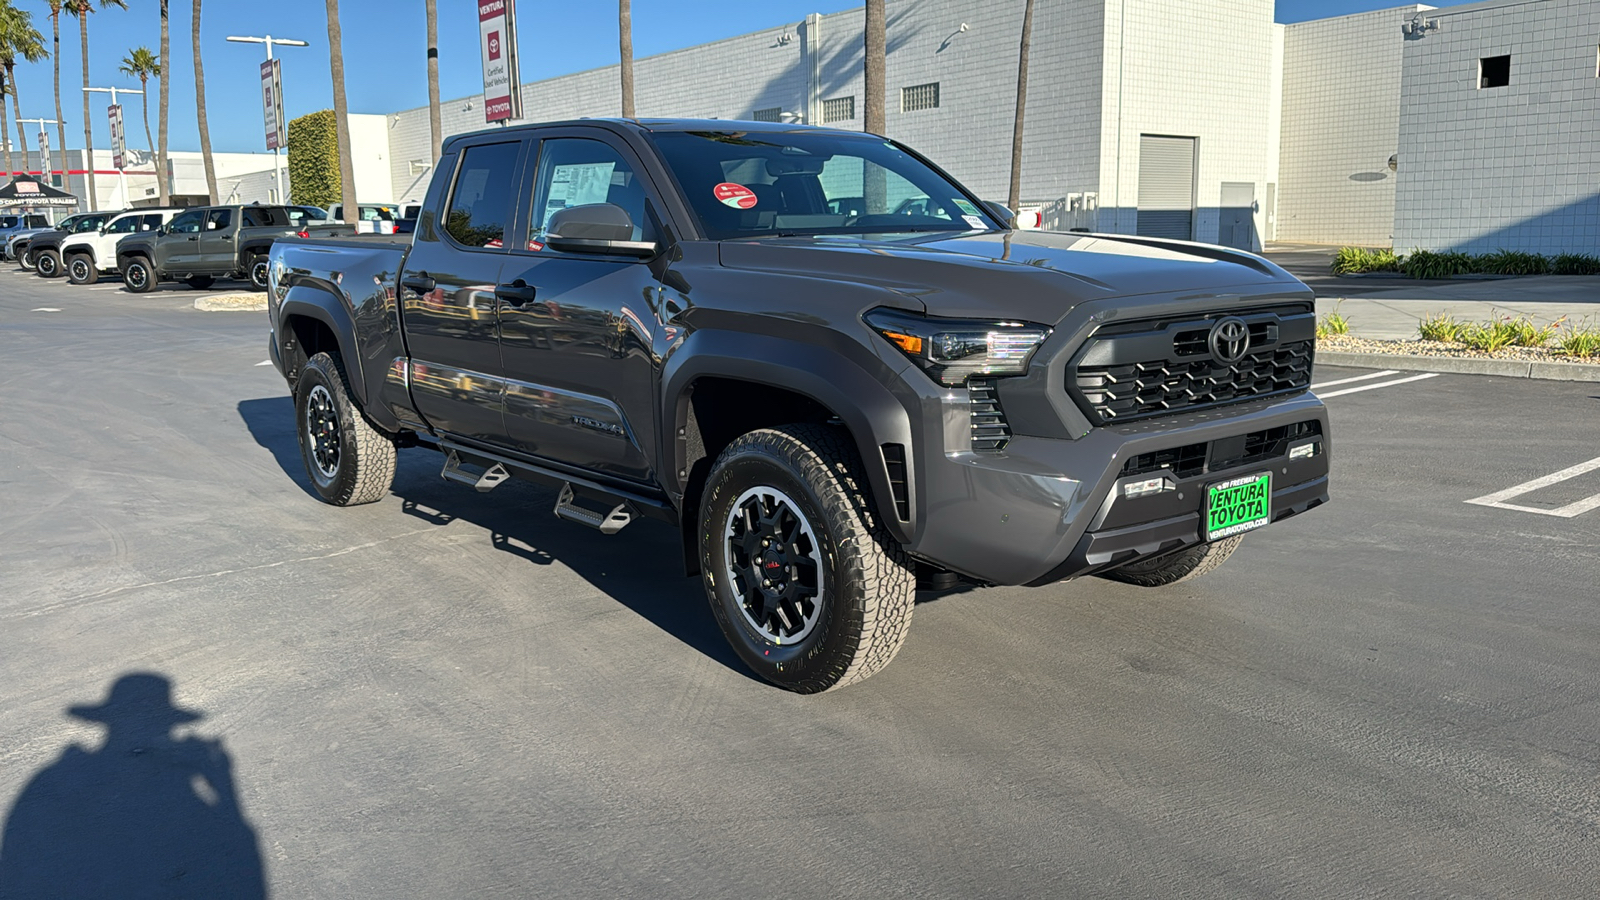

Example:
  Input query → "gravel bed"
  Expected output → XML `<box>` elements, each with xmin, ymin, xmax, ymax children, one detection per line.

<box><xmin>1318</xmin><ymin>334</ymin><xmax>1599</xmax><ymax>364</ymax></box>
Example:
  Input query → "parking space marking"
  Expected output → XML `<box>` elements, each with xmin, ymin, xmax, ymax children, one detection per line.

<box><xmin>1465</xmin><ymin>456</ymin><xmax>1600</xmax><ymax>518</ymax></box>
<box><xmin>255</xmin><ymin>360</ymin><xmax>273</xmax><ymax>366</ymax></box>
<box><xmin>1311</xmin><ymin>370</ymin><xmax>1398</xmax><ymax>390</ymax></box>
<box><xmin>1317</xmin><ymin>372</ymin><xmax>1439</xmax><ymax>398</ymax></box>
<box><xmin>30</xmin><ymin>307</ymin><xmax>60</xmax><ymax>312</ymax></box>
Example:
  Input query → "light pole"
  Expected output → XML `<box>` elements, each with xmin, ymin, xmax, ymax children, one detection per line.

<box><xmin>83</xmin><ymin>86</ymin><xmax>142</xmax><ymax>208</ymax></box>
<box><xmin>226</xmin><ymin>34</ymin><xmax>309</xmax><ymax>205</ymax></box>
<box><xmin>17</xmin><ymin>118</ymin><xmax>61</xmax><ymax>186</ymax></box>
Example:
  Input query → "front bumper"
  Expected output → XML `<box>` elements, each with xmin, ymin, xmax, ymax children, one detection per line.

<box><xmin>905</xmin><ymin>390</ymin><xmax>1330</xmax><ymax>586</ymax></box>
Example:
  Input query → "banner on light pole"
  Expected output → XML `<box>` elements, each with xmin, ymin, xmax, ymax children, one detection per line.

<box><xmin>478</xmin><ymin>0</ymin><xmax>522</xmax><ymax>123</ymax></box>
<box><xmin>261</xmin><ymin>59</ymin><xmax>286</xmax><ymax>150</ymax></box>
<box><xmin>38</xmin><ymin>129</ymin><xmax>51</xmax><ymax>183</ymax></box>
<box><xmin>107</xmin><ymin>104</ymin><xmax>126</xmax><ymax>169</ymax></box>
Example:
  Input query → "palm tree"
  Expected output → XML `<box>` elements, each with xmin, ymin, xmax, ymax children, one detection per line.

<box><xmin>190</xmin><ymin>0</ymin><xmax>214</xmax><ymax>203</ymax></box>
<box><xmin>46</xmin><ymin>1</ymin><xmax>66</xmax><ymax>187</ymax></box>
<box><xmin>0</xmin><ymin>2</ymin><xmax>47</xmax><ymax>174</ymax></box>
<box><xmin>0</xmin><ymin>76</ymin><xmax>12</xmax><ymax>177</ymax></box>
<box><xmin>156</xmin><ymin>0</ymin><xmax>168</xmax><ymax>204</ymax></box>
<box><xmin>119</xmin><ymin>47</ymin><xmax>157</xmax><ymax>186</ymax></box>
<box><xmin>1007</xmin><ymin>0</ymin><xmax>1035</xmax><ymax>215</ymax></box>
<box><xmin>66</xmin><ymin>0</ymin><xmax>128</xmax><ymax>211</ymax></box>
<box><xmin>326</xmin><ymin>0</ymin><xmax>356</xmax><ymax>219</ymax></box>
<box><xmin>425</xmin><ymin>0</ymin><xmax>440</xmax><ymax>164</ymax></box>
<box><xmin>619</xmin><ymin>0</ymin><xmax>633</xmax><ymax>118</ymax></box>
<box><xmin>862</xmin><ymin>0</ymin><xmax>885</xmax><ymax>212</ymax></box>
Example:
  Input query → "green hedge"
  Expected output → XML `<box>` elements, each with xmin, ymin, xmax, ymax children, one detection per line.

<box><xmin>1334</xmin><ymin>247</ymin><xmax>1600</xmax><ymax>278</ymax></box>
<box><xmin>287</xmin><ymin>110</ymin><xmax>340</xmax><ymax>208</ymax></box>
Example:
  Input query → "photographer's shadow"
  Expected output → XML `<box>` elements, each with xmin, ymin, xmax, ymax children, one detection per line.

<box><xmin>0</xmin><ymin>674</ymin><xmax>266</xmax><ymax>898</ymax></box>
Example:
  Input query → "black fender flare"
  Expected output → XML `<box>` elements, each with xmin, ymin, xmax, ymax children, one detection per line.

<box><xmin>661</xmin><ymin>329</ymin><xmax>915</xmax><ymax>544</ymax></box>
<box><xmin>277</xmin><ymin>284</ymin><xmax>368</xmax><ymax>409</ymax></box>
<box><xmin>238</xmin><ymin>239</ymin><xmax>276</xmax><ymax>269</ymax></box>
<box><xmin>61</xmin><ymin>243</ymin><xmax>96</xmax><ymax>265</ymax></box>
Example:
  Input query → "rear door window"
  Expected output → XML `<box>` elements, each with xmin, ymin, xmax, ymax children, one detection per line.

<box><xmin>206</xmin><ymin>209</ymin><xmax>232</xmax><ymax>231</ymax></box>
<box><xmin>443</xmin><ymin>141</ymin><xmax>521</xmax><ymax>249</ymax></box>
<box><xmin>103</xmin><ymin>215</ymin><xmax>140</xmax><ymax>235</ymax></box>
<box><xmin>138</xmin><ymin>214</ymin><xmax>163</xmax><ymax>231</ymax></box>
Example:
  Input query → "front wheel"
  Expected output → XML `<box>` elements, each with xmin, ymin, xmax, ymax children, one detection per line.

<box><xmin>66</xmin><ymin>254</ymin><xmax>98</xmax><ymax>285</ymax></box>
<box><xmin>122</xmin><ymin>257</ymin><xmax>155</xmax><ymax>292</ymax></box>
<box><xmin>186</xmin><ymin>275</ymin><xmax>215</xmax><ymax>290</ymax></box>
<box><xmin>700</xmin><ymin>425</ymin><xmax>916</xmax><ymax>693</ymax></box>
<box><xmin>294</xmin><ymin>351</ymin><xmax>396</xmax><ymax>506</ymax></box>
<box><xmin>35</xmin><ymin>250</ymin><xmax>61</xmax><ymax>278</ymax></box>
<box><xmin>1098</xmin><ymin>536</ymin><xmax>1243</xmax><ymax>587</ymax></box>
<box><xmin>19</xmin><ymin>249</ymin><xmax>36</xmax><ymax>271</ymax></box>
<box><xmin>248</xmin><ymin>256</ymin><xmax>269</xmax><ymax>290</ymax></box>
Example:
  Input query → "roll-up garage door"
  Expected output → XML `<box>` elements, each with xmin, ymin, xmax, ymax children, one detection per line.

<box><xmin>1136</xmin><ymin>135</ymin><xmax>1196</xmax><ymax>240</ymax></box>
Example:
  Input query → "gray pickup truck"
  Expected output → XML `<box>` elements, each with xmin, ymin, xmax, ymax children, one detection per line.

<box><xmin>267</xmin><ymin>118</ymin><xmax>1330</xmax><ymax>692</ymax></box>
<box><xmin>117</xmin><ymin>204</ymin><xmax>352</xmax><ymax>291</ymax></box>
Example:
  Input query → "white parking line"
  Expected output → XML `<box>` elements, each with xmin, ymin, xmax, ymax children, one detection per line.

<box><xmin>1317</xmin><ymin>372</ymin><xmax>1440</xmax><ymax>399</ymax></box>
<box><xmin>1465</xmin><ymin>457</ymin><xmax>1600</xmax><ymax>518</ymax></box>
<box><xmin>255</xmin><ymin>360</ymin><xmax>273</xmax><ymax>366</ymax></box>
<box><xmin>1311</xmin><ymin>370</ymin><xmax>1398</xmax><ymax>390</ymax></box>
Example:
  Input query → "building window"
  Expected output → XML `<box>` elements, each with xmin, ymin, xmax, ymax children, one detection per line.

<box><xmin>752</xmin><ymin>107</ymin><xmax>783</xmax><ymax>122</ymax></box>
<box><xmin>900</xmin><ymin>82</ymin><xmax>940</xmax><ymax>112</ymax></box>
<box><xmin>1479</xmin><ymin>55</ymin><xmax>1510</xmax><ymax>89</ymax></box>
<box><xmin>822</xmin><ymin>96</ymin><xmax>855</xmax><ymax>123</ymax></box>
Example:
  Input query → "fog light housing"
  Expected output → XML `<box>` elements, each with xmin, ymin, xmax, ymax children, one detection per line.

<box><xmin>1288</xmin><ymin>441</ymin><xmax>1321</xmax><ymax>460</ymax></box>
<box><xmin>1123</xmin><ymin>475</ymin><xmax>1173</xmax><ymax>498</ymax></box>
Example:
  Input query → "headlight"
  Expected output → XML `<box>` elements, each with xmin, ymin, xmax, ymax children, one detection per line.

<box><xmin>865</xmin><ymin>308</ymin><xmax>1051</xmax><ymax>386</ymax></box>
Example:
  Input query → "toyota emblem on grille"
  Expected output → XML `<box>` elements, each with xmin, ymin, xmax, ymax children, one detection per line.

<box><xmin>1208</xmin><ymin>317</ymin><xmax>1250</xmax><ymax>364</ymax></box>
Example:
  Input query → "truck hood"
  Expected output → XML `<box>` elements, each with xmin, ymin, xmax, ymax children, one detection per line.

<box><xmin>717</xmin><ymin>230</ymin><xmax>1305</xmax><ymax>324</ymax></box>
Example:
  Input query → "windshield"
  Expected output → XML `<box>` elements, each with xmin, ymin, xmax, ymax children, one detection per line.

<box><xmin>648</xmin><ymin>130</ymin><xmax>1000</xmax><ymax>240</ymax></box>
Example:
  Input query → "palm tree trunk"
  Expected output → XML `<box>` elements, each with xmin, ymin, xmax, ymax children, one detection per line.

<box><xmin>326</xmin><ymin>0</ymin><xmax>357</xmax><ymax>219</ymax></box>
<box><xmin>157</xmin><ymin>0</ymin><xmax>170</xmax><ymax>204</ymax></box>
<box><xmin>79</xmin><ymin>16</ymin><xmax>97</xmax><ymax>210</ymax></box>
<box><xmin>425</xmin><ymin>0</ymin><xmax>440</xmax><ymax>164</ymax></box>
<box><xmin>51</xmin><ymin>9</ymin><xmax>66</xmax><ymax>189</ymax></box>
<box><xmin>8</xmin><ymin>63</ymin><xmax>31</xmax><ymax>164</ymax></box>
<box><xmin>863</xmin><ymin>0</ymin><xmax>885</xmax><ymax>135</ymax></box>
<box><xmin>192</xmin><ymin>0</ymin><xmax>216</xmax><ymax>203</ymax></box>
<box><xmin>138</xmin><ymin>74</ymin><xmax>154</xmax><ymax>179</ymax></box>
<box><xmin>1007</xmin><ymin>0</ymin><xmax>1034</xmax><ymax>214</ymax></box>
<box><xmin>619</xmin><ymin>0</ymin><xmax>634</xmax><ymax>118</ymax></box>
<box><xmin>0</xmin><ymin>71</ymin><xmax>14</xmax><ymax>178</ymax></box>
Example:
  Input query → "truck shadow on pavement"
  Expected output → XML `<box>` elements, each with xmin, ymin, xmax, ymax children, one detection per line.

<box><xmin>237</xmin><ymin>396</ymin><xmax>755</xmax><ymax>682</ymax></box>
<box><xmin>0</xmin><ymin>673</ymin><xmax>267</xmax><ymax>897</ymax></box>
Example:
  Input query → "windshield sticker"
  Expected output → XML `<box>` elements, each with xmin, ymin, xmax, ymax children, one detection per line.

<box><xmin>713</xmin><ymin>182</ymin><xmax>758</xmax><ymax>209</ymax></box>
<box><xmin>953</xmin><ymin>199</ymin><xmax>980</xmax><ymax>216</ymax></box>
<box><xmin>961</xmin><ymin>215</ymin><xmax>986</xmax><ymax>230</ymax></box>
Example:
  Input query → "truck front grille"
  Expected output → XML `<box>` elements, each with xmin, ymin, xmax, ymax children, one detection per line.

<box><xmin>1069</xmin><ymin>305</ymin><xmax>1314</xmax><ymax>425</ymax></box>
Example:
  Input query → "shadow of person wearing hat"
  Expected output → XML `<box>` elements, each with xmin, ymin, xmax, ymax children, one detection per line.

<box><xmin>0</xmin><ymin>673</ymin><xmax>266</xmax><ymax>898</ymax></box>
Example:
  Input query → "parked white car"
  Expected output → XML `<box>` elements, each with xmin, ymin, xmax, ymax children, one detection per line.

<box><xmin>61</xmin><ymin>208</ymin><xmax>186</xmax><ymax>285</ymax></box>
<box><xmin>329</xmin><ymin>203</ymin><xmax>399</xmax><ymax>235</ymax></box>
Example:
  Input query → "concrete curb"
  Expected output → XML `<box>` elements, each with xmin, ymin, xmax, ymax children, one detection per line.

<box><xmin>193</xmin><ymin>293</ymin><xmax>267</xmax><ymax>312</ymax></box>
<box><xmin>1318</xmin><ymin>350</ymin><xmax>1600</xmax><ymax>382</ymax></box>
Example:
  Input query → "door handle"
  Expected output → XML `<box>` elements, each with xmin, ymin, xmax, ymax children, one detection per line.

<box><xmin>186</xmin><ymin>236</ymin><xmax>198</xmax><ymax>241</ymax></box>
<box><xmin>494</xmin><ymin>279</ymin><xmax>538</xmax><ymax>307</ymax></box>
<box><xmin>401</xmin><ymin>272</ymin><xmax>435</xmax><ymax>294</ymax></box>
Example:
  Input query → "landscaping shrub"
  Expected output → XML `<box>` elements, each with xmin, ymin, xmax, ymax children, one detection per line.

<box><xmin>1478</xmin><ymin>250</ymin><xmax>1549</xmax><ymax>276</ymax></box>
<box><xmin>1331</xmin><ymin>247</ymin><xmax>1402</xmax><ymax>275</ymax></box>
<box><xmin>1550</xmin><ymin>253</ymin><xmax>1600</xmax><ymax>276</ymax></box>
<box><xmin>287</xmin><ymin>110</ymin><xmax>340</xmax><ymax>209</ymax></box>
<box><xmin>1416</xmin><ymin>312</ymin><xmax>1463</xmax><ymax>343</ymax></box>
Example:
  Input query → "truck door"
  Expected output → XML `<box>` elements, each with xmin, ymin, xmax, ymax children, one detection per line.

<box><xmin>159</xmin><ymin>209</ymin><xmax>205</xmax><ymax>273</ymax></box>
<box><xmin>397</xmin><ymin>138</ymin><xmax>526</xmax><ymax>444</ymax></box>
<box><xmin>198</xmin><ymin>208</ymin><xmax>236</xmax><ymax>271</ymax></box>
<box><xmin>494</xmin><ymin>131</ymin><xmax>666</xmax><ymax>485</ymax></box>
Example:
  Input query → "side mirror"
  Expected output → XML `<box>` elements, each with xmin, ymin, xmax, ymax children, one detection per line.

<box><xmin>544</xmin><ymin>203</ymin><xmax>657</xmax><ymax>257</ymax></box>
<box><xmin>981</xmin><ymin>200</ymin><xmax>1016</xmax><ymax>228</ymax></box>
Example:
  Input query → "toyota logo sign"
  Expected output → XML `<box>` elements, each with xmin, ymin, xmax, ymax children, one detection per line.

<box><xmin>1208</xmin><ymin>317</ymin><xmax>1250</xmax><ymax>364</ymax></box>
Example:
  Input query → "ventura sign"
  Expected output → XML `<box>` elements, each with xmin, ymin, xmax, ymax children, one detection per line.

<box><xmin>478</xmin><ymin>0</ymin><xmax>522</xmax><ymax>123</ymax></box>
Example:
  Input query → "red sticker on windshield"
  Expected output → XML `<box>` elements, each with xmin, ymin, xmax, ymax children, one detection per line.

<box><xmin>713</xmin><ymin>182</ymin><xmax>758</xmax><ymax>209</ymax></box>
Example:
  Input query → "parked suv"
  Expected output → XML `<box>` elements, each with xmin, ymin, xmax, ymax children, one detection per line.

<box><xmin>60</xmin><ymin>208</ymin><xmax>184</xmax><ymax>284</ymax></box>
<box><xmin>28</xmin><ymin>211</ymin><xmax>122</xmax><ymax>277</ymax></box>
<box><xmin>117</xmin><ymin>204</ymin><xmax>348</xmax><ymax>292</ymax></box>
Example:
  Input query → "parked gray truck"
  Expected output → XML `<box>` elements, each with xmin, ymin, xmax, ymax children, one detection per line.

<box><xmin>267</xmin><ymin>119</ymin><xmax>1330</xmax><ymax>692</ymax></box>
<box><xmin>118</xmin><ymin>204</ymin><xmax>352</xmax><ymax>291</ymax></box>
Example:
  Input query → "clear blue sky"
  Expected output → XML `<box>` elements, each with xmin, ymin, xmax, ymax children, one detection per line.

<box><xmin>8</xmin><ymin>0</ymin><xmax>1445</xmax><ymax>157</ymax></box>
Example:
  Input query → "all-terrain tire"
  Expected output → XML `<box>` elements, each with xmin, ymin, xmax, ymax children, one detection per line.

<box><xmin>19</xmin><ymin>248</ymin><xmax>36</xmax><ymax>271</ymax></box>
<box><xmin>66</xmin><ymin>253</ymin><xmax>98</xmax><ymax>285</ymax></box>
<box><xmin>295</xmin><ymin>351</ymin><xmax>397</xmax><ymax>506</ymax></box>
<box><xmin>122</xmin><ymin>257</ymin><xmax>155</xmax><ymax>293</ymax></box>
<box><xmin>1098</xmin><ymin>535</ymin><xmax>1244</xmax><ymax>587</ymax></box>
<box><xmin>35</xmin><ymin>250</ymin><xmax>61</xmax><ymax>278</ymax></box>
<box><xmin>700</xmin><ymin>424</ymin><xmax>916</xmax><ymax>693</ymax></box>
<box><xmin>248</xmin><ymin>255</ymin><xmax>269</xmax><ymax>290</ymax></box>
<box><xmin>186</xmin><ymin>275</ymin><xmax>215</xmax><ymax>290</ymax></box>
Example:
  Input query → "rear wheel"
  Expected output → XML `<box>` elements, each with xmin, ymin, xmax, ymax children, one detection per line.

<box><xmin>66</xmin><ymin>254</ymin><xmax>98</xmax><ymax>285</ymax></box>
<box><xmin>186</xmin><ymin>275</ymin><xmax>215</xmax><ymax>290</ymax></box>
<box><xmin>294</xmin><ymin>351</ymin><xmax>396</xmax><ymax>506</ymax></box>
<box><xmin>122</xmin><ymin>257</ymin><xmax>155</xmax><ymax>293</ymax></box>
<box><xmin>19</xmin><ymin>248</ymin><xmax>36</xmax><ymax>272</ymax></box>
<box><xmin>1098</xmin><ymin>536</ymin><xmax>1243</xmax><ymax>587</ymax></box>
<box><xmin>248</xmin><ymin>255</ymin><xmax>269</xmax><ymax>290</ymax></box>
<box><xmin>35</xmin><ymin>250</ymin><xmax>61</xmax><ymax>278</ymax></box>
<box><xmin>699</xmin><ymin>424</ymin><xmax>916</xmax><ymax>693</ymax></box>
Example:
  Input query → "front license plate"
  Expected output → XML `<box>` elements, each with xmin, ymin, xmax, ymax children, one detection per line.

<box><xmin>1205</xmin><ymin>472</ymin><xmax>1272</xmax><ymax>541</ymax></box>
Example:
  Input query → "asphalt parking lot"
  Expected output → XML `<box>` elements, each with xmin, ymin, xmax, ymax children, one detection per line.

<box><xmin>2</xmin><ymin>270</ymin><xmax>1598</xmax><ymax>898</ymax></box>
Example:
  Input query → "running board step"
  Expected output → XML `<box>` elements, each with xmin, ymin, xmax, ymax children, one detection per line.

<box><xmin>440</xmin><ymin>450</ymin><xmax>511</xmax><ymax>492</ymax></box>
<box><xmin>554</xmin><ymin>483</ymin><xmax>632</xmax><ymax>534</ymax></box>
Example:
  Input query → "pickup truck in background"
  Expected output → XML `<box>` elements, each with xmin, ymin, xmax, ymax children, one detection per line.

<box><xmin>268</xmin><ymin>118</ymin><xmax>1330</xmax><ymax>692</ymax></box>
<box><xmin>27</xmin><ymin>211</ymin><xmax>122</xmax><ymax>277</ymax></box>
<box><xmin>119</xmin><ymin>204</ymin><xmax>353</xmax><ymax>291</ymax></box>
<box><xmin>60</xmin><ymin>207</ymin><xmax>185</xmax><ymax>284</ymax></box>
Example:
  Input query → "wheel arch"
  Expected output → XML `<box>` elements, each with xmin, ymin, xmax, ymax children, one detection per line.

<box><xmin>277</xmin><ymin>286</ymin><xmax>368</xmax><ymax>410</ymax></box>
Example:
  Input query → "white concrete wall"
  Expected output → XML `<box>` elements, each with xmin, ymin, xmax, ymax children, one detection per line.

<box><xmin>1394</xmin><ymin>0</ymin><xmax>1600</xmax><ymax>253</ymax></box>
<box><xmin>1276</xmin><ymin>5</ymin><xmax>1424</xmax><ymax>246</ymax></box>
<box><xmin>348</xmin><ymin>114</ymin><xmax>395</xmax><ymax>203</ymax></box>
